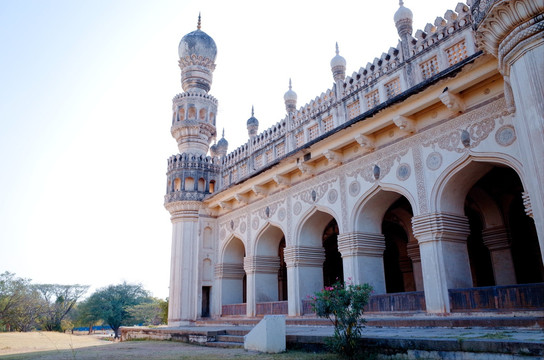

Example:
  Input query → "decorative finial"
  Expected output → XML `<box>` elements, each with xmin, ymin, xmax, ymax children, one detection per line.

<box><xmin>399</xmin><ymin>0</ymin><xmax>404</xmax><ymax>6</ymax></box>
<box><xmin>222</xmin><ymin>128</ymin><xmax>225</xmax><ymax>138</ymax></box>
<box><xmin>197</xmin><ymin>13</ymin><xmax>201</xmax><ymax>30</ymax></box>
<box><xmin>335</xmin><ymin>42</ymin><xmax>339</xmax><ymax>55</ymax></box>
<box><xmin>289</xmin><ymin>78</ymin><xmax>292</xmax><ymax>90</ymax></box>
<box><xmin>251</xmin><ymin>105</ymin><xmax>254</xmax><ymax>117</ymax></box>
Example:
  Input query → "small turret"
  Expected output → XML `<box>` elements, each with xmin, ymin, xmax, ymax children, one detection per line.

<box><xmin>284</xmin><ymin>79</ymin><xmax>297</xmax><ymax>114</ymax></box>
<box><xmin>216</xmin><ymin>129</ymin><xmax>229</xmax><ymax>158</ymax></box>
<box><xmin>330</xmin><ymin>42</ymin><xmax>346</xmax><ymax>83</ymax></box>
<box><xmin>394</xmin><ymin>0</ymin><xmax>413</xmax><ymax>38</ymax></box>
<box><xmin>246</xmin><ymin>106</ymin><xmax>259</xmax><ymax>139</ymax></box>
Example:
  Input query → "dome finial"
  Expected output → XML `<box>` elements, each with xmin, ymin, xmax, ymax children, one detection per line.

<box><xmin>222</xmin><ymin>128</ymin><xmax>225</xmax><ymax>138</ymax></box>
<box><xmin>197</xmin><ymin>12</ymin><xmax>201</xmax><ymax>30</ymax></box>
<box><xmin>289</xmin><ymin>78</ymin><xmax>292</xmax><ymax>90</ymax></box>
<box><xmin>335</xmin><ymin>42</ymin><xmax>340</xmax><ymax>56</ymax></box>
<box><xmin>251</xmin><ymin>105</ymin><xmax>254</xmax><ymax>117</ymax></box>
<box><xmin>399</xmin><ymin>0</ymin><xmax>404</xmax><ymax>6</ymax></box>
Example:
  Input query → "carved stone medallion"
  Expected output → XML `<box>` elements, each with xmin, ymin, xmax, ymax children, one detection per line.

<box><xmin>426</xmin><ymin>152</ymin><xmax>443</xmax><ymax>170</ymax></box>
<box><xmin>293</xmin><ymin>201</ymin><xmax>302</xmax><ymax>216</ymax></box>
<box><xmin>328</xmin><ymin>189</ymin><xmax>338</xmax><ymax>204</ymax></box>
<box><xmin>396</xmin><ymin>163</ymin><xmax>411</xmax><ymax>181</ymax></box>
<box><xmin>349</xmin><ymin>181</ymin><xmax>360</xmax><ymax>197</ymax></box>
<box><xmin>240</xmin><ymin>221</ymin><xmax>247</xmax><ymax>234</ymax></box>
<box><xmin>278</xmin><ymin>208</ymin><xmax>286</xmax><ymax>221</ymax></box>
<box><xmin>252</xmin><ymin>217</ymin><xmax>259</xmax><ymax>230</ymax></box>
<box><xmin>495</xmin><ymin>125</ymin><xmax>516</xmax><ymax>147</ymax></box>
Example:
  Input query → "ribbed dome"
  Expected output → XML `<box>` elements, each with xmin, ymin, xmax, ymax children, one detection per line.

<box><xmin>284</xmin><ymin>79</ymin><xmax>297</xmax><ymax>102</ymax></box>
<box><xmin>330</xmin><ymin>42</ymin><xmax>346</xmax><ymax>68</ymax></box>
<box><xmin>217</xmin><ymin>129</ymin><xmax>228</xmax><ymax>151</ymax></box>
<box><xmin>247</xmin><ymin>116</ymin><xmax>259</xmax><ymax>126</ymax></box>
<box><xmin>394</xmin><ymin>1</ymin><xmax>413</xmax><ymax>23</ymax></box>
<box><xmin>179</xmin><ymin>29</ymin><xmax>217</xmax><ymax>61</ymax></box>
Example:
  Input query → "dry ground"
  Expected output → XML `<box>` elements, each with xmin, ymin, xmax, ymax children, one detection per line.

<box><xmin>0</xmin><ymin>332</ymin><xmax>336</xmax><ymax>360</ymax></box>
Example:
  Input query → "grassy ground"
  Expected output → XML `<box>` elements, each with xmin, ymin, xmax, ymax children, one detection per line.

<box><xmin>0</xmin><ymin>332</ymin><xmax>336</xmax><ymax>360</ymax></box>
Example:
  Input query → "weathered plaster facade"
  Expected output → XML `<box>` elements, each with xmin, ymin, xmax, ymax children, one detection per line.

<box><xmin>165</xmin><ymin>1</ymin><xmax>544</xmax><ymax>325</ymax></box>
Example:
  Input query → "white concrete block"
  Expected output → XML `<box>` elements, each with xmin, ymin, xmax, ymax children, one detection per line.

<box><xmin>244</xmin><ymin>315</ymin><xmax>286</xmax><ymax>353</ymax></box>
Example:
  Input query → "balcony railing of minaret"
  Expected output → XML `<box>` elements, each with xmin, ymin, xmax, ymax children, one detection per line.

<box><xmin>172</xmin><ymin>92</ymin><xmax>218</xmax><ymax>105</ymax></box>
<box><xmin>167</xmin><ymin>153</ymin><xmax>221</xmax><ymax>172</ymax></box>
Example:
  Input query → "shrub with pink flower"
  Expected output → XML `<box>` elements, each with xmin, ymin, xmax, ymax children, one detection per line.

<box><xmin>310</xmin><ymin>279</ymin><xmax>373</xmax><ymax>359</ymax></box>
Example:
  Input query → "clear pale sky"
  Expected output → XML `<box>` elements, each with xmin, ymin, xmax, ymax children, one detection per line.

<box><xmin>0</xmin><ymin>0</ymin><xmax>462</xmax><ymax>299</ymax></box>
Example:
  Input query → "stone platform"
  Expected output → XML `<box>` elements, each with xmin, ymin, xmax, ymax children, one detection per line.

<box><xmin>121</xmin><ymin>312</ymin><xmax>544</xmax><ymax>359</ymax></box>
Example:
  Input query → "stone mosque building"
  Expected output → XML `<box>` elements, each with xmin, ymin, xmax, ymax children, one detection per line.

<box><xmin>164</xmin><ymin>0</ymin><xmax>544</xmax><ymax>325</ymax></box>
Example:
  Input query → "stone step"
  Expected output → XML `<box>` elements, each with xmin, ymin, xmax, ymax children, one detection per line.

<box><xmin>216</xmin><ymin>334</ymin><xmax>244</xmax><ymax>343</ymax></box>
<box><xmin>196</xmin><ymin>314</ymin><xmax>543</xmax><ymax>329</ymax></box>
<box><xmin>224</xmin><ymin>329</ymin><xmax>249</xmax><ymax>336</ymax></box>
<box><xmin>205</xmin><ymin>341</ymin><xmax>244</xmax><ymax>349</ymax></box>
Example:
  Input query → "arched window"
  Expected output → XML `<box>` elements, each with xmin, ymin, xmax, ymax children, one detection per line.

<box><xmin>184</xmin><ymin>177</ymin><xmax>194</xmax><ymax>191</ymax></box>
<box><xmin>199</xmin><ymin>108</ymin><xmax>207</xmax><ymax>121</ymax></box>
<box><xmin>174</xmin><ymin>178</ymin><xmax>181</xmax><ymax>191</ymax></box>
<box><xmin>198</xmin><ymin>178</ymin><xmax>205</xmax><ymax>192</ymax></box>
<box><xmin>209</xmin><ymin>180</ymin><xmax>216</xmax><ymax>193</ymax></box>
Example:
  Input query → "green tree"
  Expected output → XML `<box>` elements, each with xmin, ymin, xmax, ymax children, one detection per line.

<box><xmin>311</xmin><ymin>280</ymin><xmax>373</xmax><ymax>359</ymax></box>
<box><xmin>35</xmin><ymin>284</ymin><xmax>89</xmax><ymax>331</ymax></box>
<box><xmin>127</xmin><ymin>297</ymin><xmax>166</xmax><ymax>326</ymax></box>
<box><xmin>83</xmin><ymin>282</ymin><xmax>149</xmax><ymax>338</ymax></box>
<box><xmin>0</xmin><ymin>272</ymin><xmax>45</xmax><ymax>332</ymax></box>
<box><xmin>159</xmin><ymin>297</ymin><xmax>168</xmax><ymax>325</ymax></box>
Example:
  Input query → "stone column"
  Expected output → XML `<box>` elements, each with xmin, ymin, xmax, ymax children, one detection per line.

<box><xmin>337</xmin><ymin>232</ymin><xmax>386</xmax><ymax>294</ymax></box>
<box><xmin>244</xmin><ymin>256</ymin><xmax>280</xmax><ymax>316</ymax></box>
<box><xmin>406</xmin><ymin>241</ymin><xmax>424</xmax><ymax>291</ymax></box>
<box><xmin>216</xmin><ymin>263</ymin><xmax>245</xmax><ymax>307</ymax></box>
<box><xmin>284</xmin><ymin>246</ymin><xmax>325</xmax><ymax>316</ymax></box>
<box><xmin>482</xmin><ymin>226</ymin><xmax>516</xmax><ymax>285</ymax></box>
<box><xmin>412</xmin><ymin>213</ymin><xmax>472</xmax><ymax>313</ymax></box>
<box><xmin>165</xmin><ymin>201</ymin><xmax>201</xmax><ymax>325</ymax></box>
<box><xmin>474</xmin><ymin>0</ymin><xmax>544</xmax><ymax>262</ymax></box>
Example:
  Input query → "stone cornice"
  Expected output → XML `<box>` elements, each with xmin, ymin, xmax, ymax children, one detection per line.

<box><xmin>473</xmin><ymin>0</ymin><xmax>544</xmax><ymax>74</ymax></box>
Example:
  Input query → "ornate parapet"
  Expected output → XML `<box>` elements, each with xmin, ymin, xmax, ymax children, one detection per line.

<box><xmin>472</xmin><ymin>0</ymin><xmax>544</xmax><ymax>74</ymax></box>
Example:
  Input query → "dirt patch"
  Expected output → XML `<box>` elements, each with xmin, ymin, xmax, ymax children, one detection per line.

<box><xmin>0</xmin><ymin>332</ymin><xmax>111</xmax><ymax>356</ymax></box>
<box><xmin>0</xmin><ymin>333</ymin><xmax>335</xmax><ymax>360</ymax></box>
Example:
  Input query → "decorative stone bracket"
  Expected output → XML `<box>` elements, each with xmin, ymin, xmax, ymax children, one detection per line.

<box><xmin>439</xmin><ymin>88</ymin><xmax>466</xmax><ymax>114</ymax></box>
<box><xmin>393</xmin><ymin>115</ymin><xmax>416</xmax><ymax>134</ymax></box>
<box><xmin>355</xmin><ymin>134</ymin><xmax>376</xmax><ymax>152</ymax></box>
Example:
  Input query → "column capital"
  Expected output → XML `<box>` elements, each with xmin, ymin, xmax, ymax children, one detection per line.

<box><xmin>406</xmin><ymin>241</ymin><xmax>421</xmax><ymax>262</ymax></box>
<box><xmin>482</xmin><ymin>226</ymin><xmax>511</xmax><ymax>251</ymax></box>
<box><xmin>164</xmin><ymin>201</ymin><xmax>201</xmax><ymax>222</ymax></box>
<box><xmin>337</xmin><ymin>232</ymin><xmax>385</xmax><ymax>257</ymax></box>
<box><xmin>412</xmin><ymin>213</ymin><xmax>470</xmax><ymax>244</ymax></box>
<box><xmin>214</xmin><ymin>263</ymin><xmax>245</xmax><ymax>279</ymax></box>
<box><xmin>284</xmin><ymin>246</ymin><xmax>324</xmax><ymax>268</ymax></box>
<box><xmin>243</xmin><ymin>256</ymin><xmax>280</xmax><ymax>274</ymax></box>
<box><xmin>473</xmin><ymin>0</ymin><xmax>544</xmax><ymax>75</ymax></box>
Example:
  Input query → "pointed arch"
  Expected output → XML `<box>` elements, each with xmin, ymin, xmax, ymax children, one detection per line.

<box><xmin>351</xmin><ymin>183</ymin><xmax>416</xmax><ymax>233</ymax></box>
<box><xmin>295</xmin><ymin>205</ymin><xmax>340</xmax><ymax>247</ymax></box>
<box><xmin>430</xmin><ymin>152</ymin><xmax>525</xmax><ymax>214</ymax></box>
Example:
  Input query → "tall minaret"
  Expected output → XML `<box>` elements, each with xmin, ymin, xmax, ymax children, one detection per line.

<box><xmin>165</xmin><ymin>15</ymin><xmax>222</xmax><ymax>325</ymax></box>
